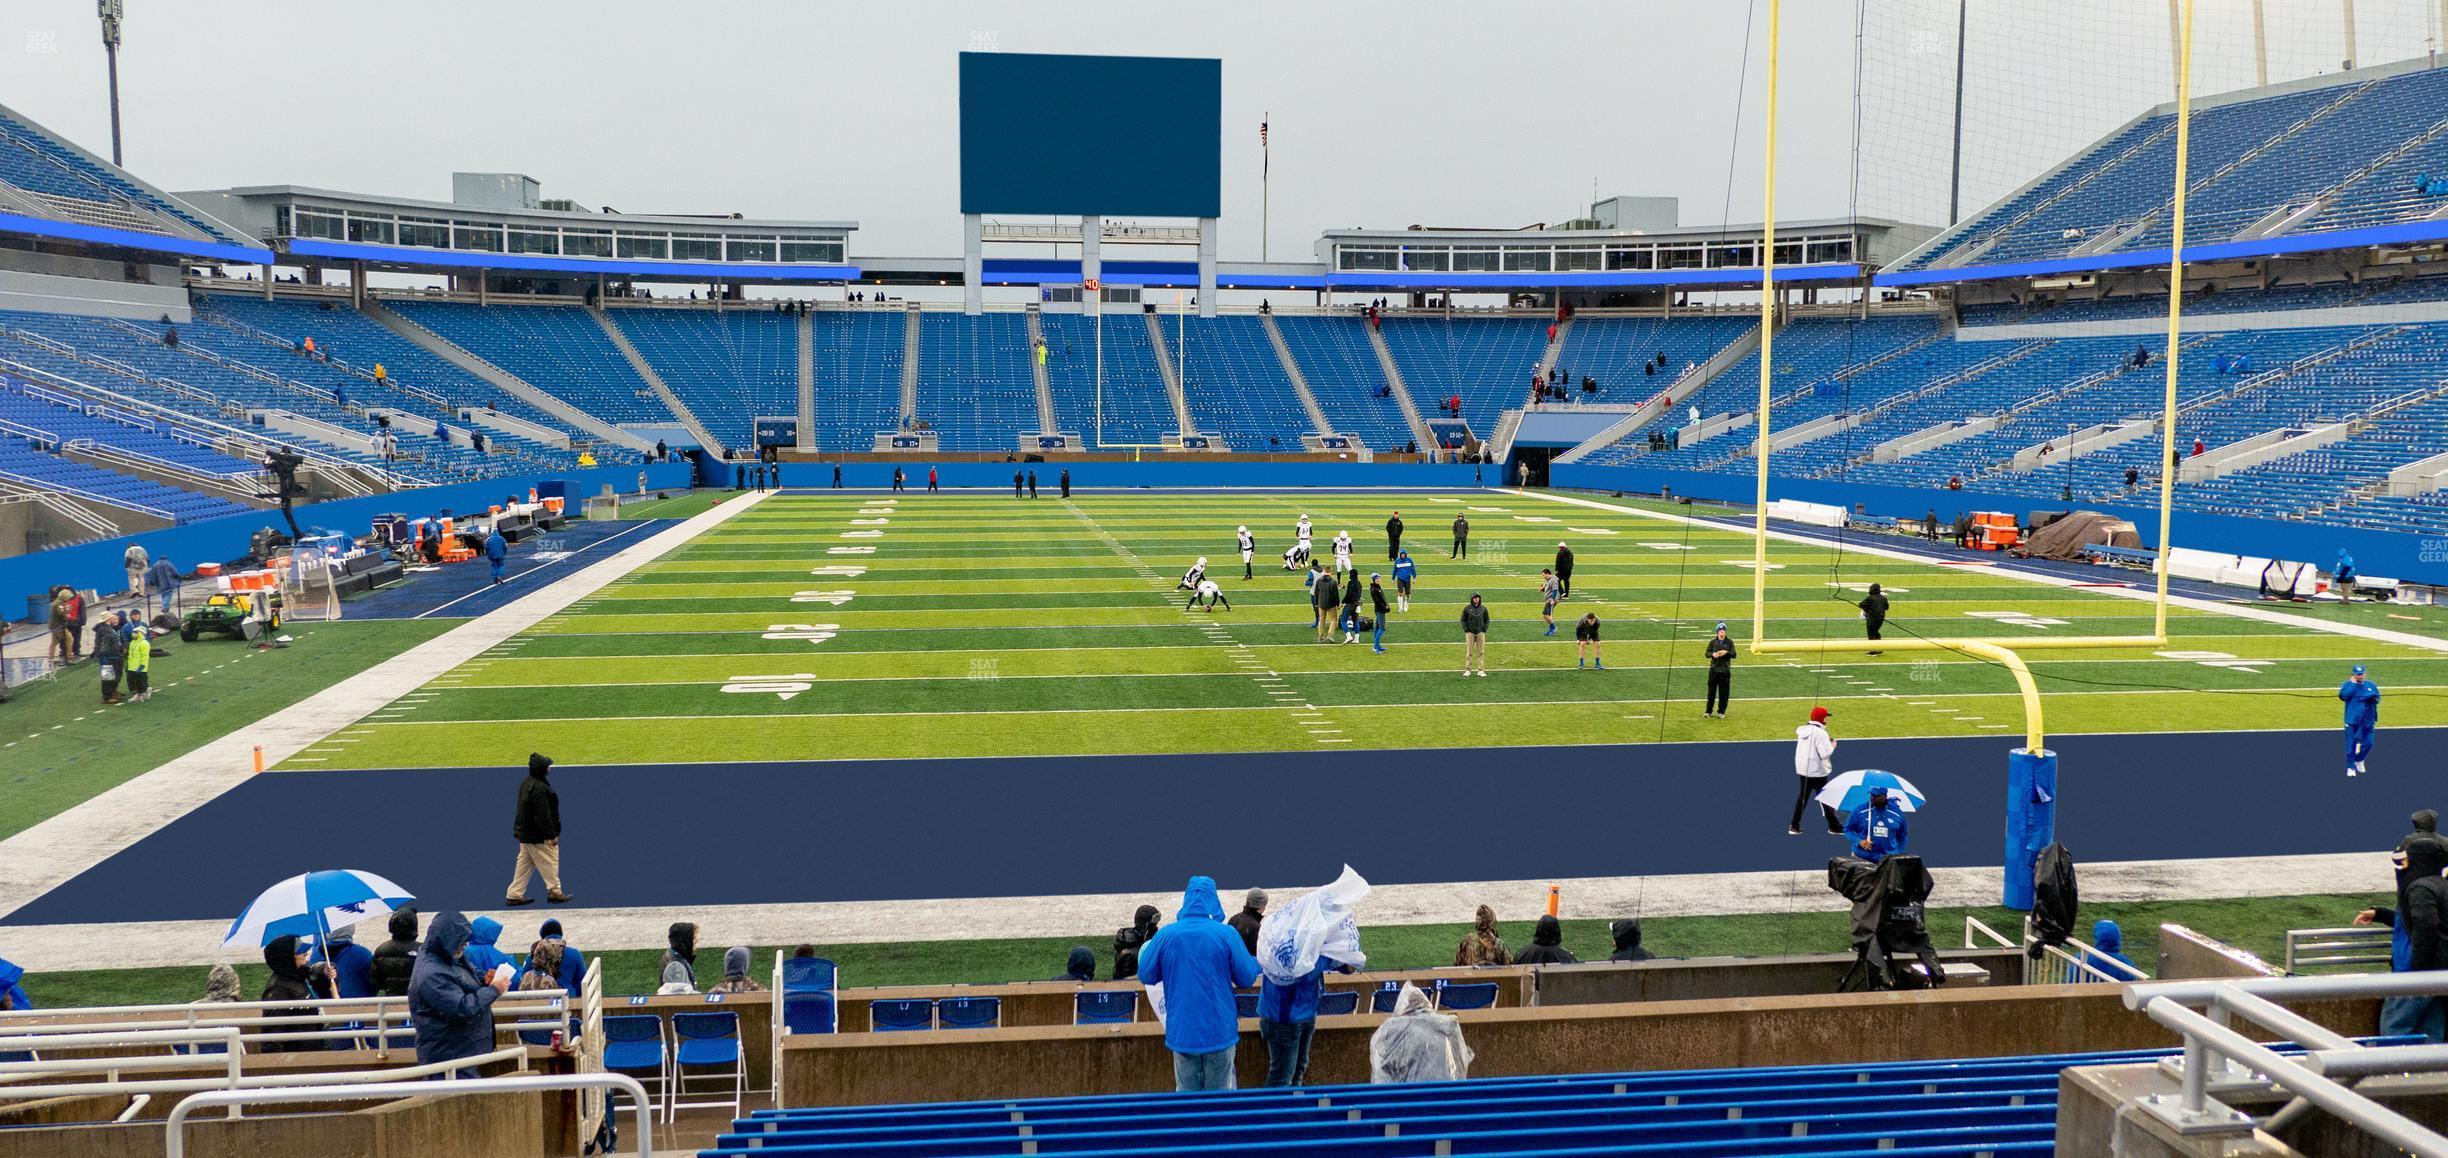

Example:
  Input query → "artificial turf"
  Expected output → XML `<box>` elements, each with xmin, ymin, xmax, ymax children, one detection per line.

<box><xmin>290</xmin><ymin>489</ymin><xmax>2448</xmax><ymax>770</ymax></box>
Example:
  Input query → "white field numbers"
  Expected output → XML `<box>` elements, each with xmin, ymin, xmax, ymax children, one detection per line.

<box><xmin>724</xmin><ymin>672</ymin><xmax>814</xmax><ymax>700</ymax></box>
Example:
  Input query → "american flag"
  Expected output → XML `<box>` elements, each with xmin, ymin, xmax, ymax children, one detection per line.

<box><xmin>1259</xmin><ymin>120</ymin><xmax>1268</xmax><ymax>147</ymax></box>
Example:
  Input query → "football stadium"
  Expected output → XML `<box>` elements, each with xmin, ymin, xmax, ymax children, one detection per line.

<box><xmin>10</xmin><ymin>1</ymin><xmax>2448</xmax><ymax>1153</ymax></box>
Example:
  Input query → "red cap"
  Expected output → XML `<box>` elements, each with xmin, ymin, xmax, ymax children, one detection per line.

<box><xmin>1809</xmin><ymin>706</ymin><xmax>1831</xmax><ymax>723</ymax></box>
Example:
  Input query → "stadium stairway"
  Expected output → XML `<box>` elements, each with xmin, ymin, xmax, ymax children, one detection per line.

<box><xmin>363</xmin><ymin>298</ymin><xmax>656</xmax><ymax>454</ymax></box>
<box><xmin>703</xmin><ymin>1045</ymin><xmax>2277</xmax><ymax>1157</ymax></box>
<box><xmin>590</xmin><ymin>304</ymin><xmax>727</xmax><ymax>454</ymax></box>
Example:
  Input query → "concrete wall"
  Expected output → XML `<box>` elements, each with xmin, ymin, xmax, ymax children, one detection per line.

<box><xmin>780</xmin><ymin>984</ymin><xmax>2383</xmax><ymax>1108</ymax></box>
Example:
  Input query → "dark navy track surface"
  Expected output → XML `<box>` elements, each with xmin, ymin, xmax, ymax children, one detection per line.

<box><xmin>343</xmin><ymin>517</ymin><xmax>674</xmax><ymax>621</ymax></box>
<box><xmin>9</xmin><ymin>727</ymin><xmax>2423</xmax><ymax>925</ymax></box>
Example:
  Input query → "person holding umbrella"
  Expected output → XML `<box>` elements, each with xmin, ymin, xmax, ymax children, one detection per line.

<box><xmin>258</xmin><ymin>935</ymin><xmax>332</xmax><ymax>1053</ymax></box>
<box><xmin>1845</xmin><ymin>787</ymin><xmax>1910</xmax><ymax>863</ymax></box>
<box><xmin>409</xmin><ymin>911</ymin><xmax>514</xmax><ymax>1076</ymax></box>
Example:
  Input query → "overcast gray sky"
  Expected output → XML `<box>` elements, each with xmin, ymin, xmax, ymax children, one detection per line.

<box><xmin>8</xmin><ymin>1</ymin><xmax>2442</xmax><ymax>262</ymax></box>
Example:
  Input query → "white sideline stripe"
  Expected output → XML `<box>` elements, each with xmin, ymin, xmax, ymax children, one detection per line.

<box><xmin>0</xmin><ymin>493</ymin><xmax>773</xmax><ymax>926</ymax></box>
<box><xmin>0</xmin><ymin>850</ymin><xmax>2387</xmax><ymax>972</ymax></box>
<box><xmin>1505</xmin><ymin>488</ymin><xmax>2448</xmax><ymax>656</ymax></box>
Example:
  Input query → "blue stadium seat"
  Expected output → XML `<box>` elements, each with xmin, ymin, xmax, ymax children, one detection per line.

<box><xmin>1315</xmin><ymin>990</ymin><xmax>1360</xmax><ymax>1016</ymax></box>
<box><xmin>600</xmin><ymin>1014</ymin><xmax>669</xmax><ymax>1123</ymax></box>
<box><xmin>781</xmin><ymin>957</ymin><xmax>838</xmax><ymax>994</ymax></box>
<box><xmin>1076</xmin><ymin>991</ymin><xmax>1140</xmax><ymax>1026</ymax></box>
<box><xmin>935</xmin><ymin>996</ymin><xmax>1002</xmax><ymax>1030</ymax></box>
<box><xmin>672</xmin><ymin>1011</ymin><xmax>745</xmax><ymax>1120</ymax></box>
<box><xmin>1434</xmin><ymin>981</ymin><xmax>1499</xmax><ymax>1010</ymax></box>
<box><xmin>781</xmin><ymin>992</ymin><xmax>837</xmax><ymax>1036</ymax></box>
<box><xmin>869</xmin><ymin>998</ymin><xmax>934</xmax><ymax>1032</ymax></box>
<box><xmin>1233</xmin><ymin>991</ymin><xmax>1260</xmax><ymax>1020</ymax></box>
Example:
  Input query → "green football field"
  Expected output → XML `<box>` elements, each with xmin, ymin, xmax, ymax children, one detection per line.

<box><xmin>289</xmin><ymin>489</ymin><xmax>2448</xmax><ymax>771</ymax></box>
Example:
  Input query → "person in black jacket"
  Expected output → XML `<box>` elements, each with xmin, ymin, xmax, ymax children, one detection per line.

<box><xmin>1228</xmin><ymin>889</ymin><xmax>1267</xmax><ymax>957</ymax></box>
<box><xmin>1369</xmin><ymin>575</ymin><xmax>1392</xmax><ymax>653</ymax></box>
<box><xmin>1112</xmin><ymin>905</ymin><xmax>1161</xmax><ymax>980</ymax></box>
<box><xmin>1859</xmin><ymin>583</ymin><xmax>1890</xmax><ymax>655</ymax></box>
<box><xmin>1385</xmin><ymin>511</ymin><xmax>1404</xmax><ymax>560</ymax></box>
<box><xmin>1460</xmin><ymin>593</ymin><xmax>1490</xmax><ymax>676</ymax></box>
<box><xmin>258</xmin><ymin>934</ymin><xmax>331</xmax><ymax>1052</ymax></box>
<box><xmin>1703</xmin><ymin>622</ymin><xmax>1736</xmax><ymax>718</ymax></box>
<box><xmin>1340</xmin><ymin>570</ymin><xmax>1364</xmax><ymax>644</ymax></box>
<box><xmin>369</xmin><ymin>908</ymin><xmax>421</xmax><ymax>998</ymax></box>
<box><xmin>1451</xmin><ymin>515</ymin><xmax>1469</xmax><ymax>559</ymax></box>
<box><xmin>1312</xmin><ymin>567</ymin><xmax>1341</xmax><ymax>644</ymax></box>
<box><xmin>1512</xmin><ymin>916</ymin><xmax>1578</xmax><ymax>966</ymax></box>
<box><xmin>1608</xmin><ymin>919</ymin><xmax>1656</xmax><ymax>962</ymax></box>
<box><xmin>1553</xmin><ymin>542</ymin><xmax>1575</xmax><ymax>598</ymax></box>
<box><xmin>507</xmin><ymin>752</ymin><xmax>569</xmax><ymax>906</ymax></box>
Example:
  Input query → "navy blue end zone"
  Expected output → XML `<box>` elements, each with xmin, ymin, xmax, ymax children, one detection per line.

<box><xmin>9</xmin><ymin>728</ymin><xmax>2424</xmax><ymax>926</ymax></box>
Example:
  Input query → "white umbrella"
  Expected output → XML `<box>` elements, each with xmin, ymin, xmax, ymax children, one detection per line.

<box><xmin>1815</xmin><ymin>769</ymin><xmax>1927</xmax><ymax>815</ymax></box>
<box><xmin>222</xmin><ymin>869</ymin><xmax>415</xmax><ymax>949</ymax></box>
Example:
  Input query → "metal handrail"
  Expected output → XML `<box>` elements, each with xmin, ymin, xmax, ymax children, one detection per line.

<box><xmin>2286</xmin><ymin>925</ymin><xmax>2394</xmax><ymax>974</ymax></box>
<box><xmin>165</xmin><ymin>1072</ymin><xmax>652</xmax><ymax>1158</ymax></box>
<box><xmin>2123</xmin><ymin>972</ymin><xmax>2448</xmax><ymax>1152</ymax></box>
<box><xmin>0</xmin><ymin>1042</ymin><xmax>524</xmax><ymax>1103</ymax></box>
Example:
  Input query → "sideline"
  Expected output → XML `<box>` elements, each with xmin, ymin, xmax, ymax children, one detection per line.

<box><xmin>0</xmin><ymin>850</ymin><xmax>2378</xmax><ymax>972</ymax></box>
<box><xmin>0</xmin><ymin>492</ymin><xmax>771</xmax><ymax>928</ymax></box>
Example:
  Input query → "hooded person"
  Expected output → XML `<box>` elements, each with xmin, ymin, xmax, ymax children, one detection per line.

<box><xmin>710</xmin><ymin>946</ymin><xmax>764</xmax><ymax>995</ymax></box>
<box><xmin>1136</xmin><ymin>875</ymin><xmax>1261</xmax><ymax>1092</ymax></box>
<box><xmin>507</xmin><ymin>752</ymin><xmax>568</xmax><ymax>906</ymax></box>
<box><xmin>0</xmin><ymin>957</ymin><xmax>28</xmax><ymax>1011</ymax></box>
<box><xmin>1512</xmin><ymin>915</ymin><xmax>1579</xmax><ymax>966</ymax></box>
<box><xmin>1453</xmin><ymin>905</ymin><xmax>1511</xmax><ymax>966</ymax></box>
<box><xmin>517</xmin><ymin>940</ymin><xmax>566</xmax><ymax>992</ymax></box>
<box><xmin>1369</xmin><ymin>982</ymin><xmax>1474</xmax><ymax>1083</ymax></box>
<box><xmin>257</xmin><ymin>934</ymin><xmax>326</xmax><ymax>1053</ymax></box>
<box><xmin>2083</xmin><ymin>920</ymin><xmax>2136</xmax><ymax>980</ymax></box>
<box><xmin>2359</xmin><ymin>811</ymin><xmax>2448</xmax><ymax>1038</ymax></box>
<box><xmin>370</xmin><ymin>908</ymin><xmax>421</xmax><ymax>998</ymax></box>
<box><xmin>659</xmin><ymin>922</ymin><xmax>699</xmax><ymax>994</ymax></box>
<box><xmin>1609</xmin><ymin>919</ymin><xmax>1656</xmax><ymax>963</ymax></box>
<box><xmin>1112</xmin><ymin>904</ymin><xmax>1161</xmax><ymax>980</ymax></box>
<box><xmin>408</xmin><ymin>911</ymin><xmax>511</xmax><ymax>1071</ymax></box>
<box><xmin>1845</xmin><ymin>788</ymin><xmax>1910</xmax><ymax>864</ymax></box>
<box><xmin>315</xmin><ymin>927</ymin><xmax>377</xmax><ymax>999</ymax></box>
<box><xmin>1859</xmin><ymin>583</ymin><xmax>1890</xmax><ymax>653</ymax></box>
<box><xmin>1057</xmin><ymin>946</ymin><xmax>1098</xmax><ymax>982</ymax></box>
<box><xmin>1228</xmin><ymin>889</ymin><xmax>1267</xmax><ymax>957</ymax></box>
<box><xmin>527</xmin><ymin>918</ymin><xmax>586</xmax><ymax>994</ymax></box>
<box><xmin>461</xmin><ymin>916</ymin><xmax>512</xmax><ymax>977</ymax></box>
<box><xmin>200</xmin><ymin>963</ymin><xmax>242</xmax><ymax>1003</ymax></box>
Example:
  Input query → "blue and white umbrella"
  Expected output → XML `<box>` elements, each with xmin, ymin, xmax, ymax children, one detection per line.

<box><xmin>1814</xmin><ymin>769</ymin><xmax>1927</xmax><ymax>815</ymax></box>
<box><xmin>222</xmin><ymin>870</ymin><xmax>415</xmax><ymax>949</ymax></box>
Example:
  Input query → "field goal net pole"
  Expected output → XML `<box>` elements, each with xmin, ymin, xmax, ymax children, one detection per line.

<box><xmin>1741</xmin><ymin>0</ymin><xmax>2195</xmax><ymax>908</ymax></box>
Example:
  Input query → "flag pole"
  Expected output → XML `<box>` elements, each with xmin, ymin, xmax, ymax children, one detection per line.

<box><xmin>1261</xmin><ymin>113</ymin><xmax>1271</xmax><ymax>263</ymax></box>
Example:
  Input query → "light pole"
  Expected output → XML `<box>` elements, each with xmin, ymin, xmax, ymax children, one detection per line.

<box><xmin>98</xmin><ymin>0</ymin><xmax>125</xmax><ymax>166</ymax></box>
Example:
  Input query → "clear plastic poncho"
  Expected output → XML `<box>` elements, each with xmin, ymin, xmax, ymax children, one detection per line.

<box><xmin>1369</xmin><ymin>982</ymin><xmax>1473</xmax><ymax>1083</ymax></box>
<box><xmin>1255</xmin><ymin>865</ymin><xmax>1371</xmax><ymax>987</ymax></box>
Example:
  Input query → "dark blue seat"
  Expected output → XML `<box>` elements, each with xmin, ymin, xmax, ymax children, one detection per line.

<box><xmin>1368</xmin><ymin>981</ymin><xmax>1402</xmax><ymax>1014</ymax></box>
<box><xmin>1233</xmin><ymin>992</ymin><xmax>1260</xmax><ymax>1019</ymax></box>
<box><xmin>600</xmin><ymin>1014</ymin><xmax>668</xmax><ymax>1122</ymax></box>
<box><xmin>782</xmin><ymin>991</ymin><xmax>837</xmax><ymax>1036</ymax></box>
<box><xmin>672</xmin><ymin>1011</ymin><xmax>744</xmax><ymax>1119</ymax></box>
<box><xmin>869</xmin><ymin>998</ymin><xmax>933</xmax><ymax>1032</ymax></box>
<box><xmin>1315</xmin><ymin>990</ymin><xmax>1360</xmax><ymax>1016</ymax></box>
<box><xmin>1435</xmin><ymin>981</ymin><xmax>1499</xmax><ymax>1010</ymax></box>
<box><xmin>1076</xmin><ymin>991</ymin><xmax>1139</xmax><ymax>1026</ymax></box>
<box><xmin>781</xmin><ymin>956</ymin><xmax>837</xmax><ymax>993</ymax></box>
<box><xmin>936</xmin><ymin>996</ymin><xmax>1001</xmax><ymax>1030</ymax></box>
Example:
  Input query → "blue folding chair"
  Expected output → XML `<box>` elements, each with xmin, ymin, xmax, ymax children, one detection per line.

<box><xmin>869</xmin><ymin>998</ymin><xmax>934</xmax><ymax>1032</ymax></box>
<box><xmin>1076</xmin><ymin>991</ymin><xmax>1140</xmax><ymax>1026</ymax></box>
<box><xmin>600</xmin><ymin>1015</ymin><xmax>669</xmax><ymax>1124</ymax></box>
<box><xmin>1435</xmin><ymin>981</ymin><xmax>1499</xmax><ymax>1010</ymax></box>
<box><xmin>671</xmin><ymin>1011</ymin><xmax>743</xmax><ymax>1122</ymax></box>
<box><xmin>781</xmin><ymin>991</ymin><xmax>837</xmax><ymax>1036</ymax></box>
<box><xmin>1316</xmin><ymin>990</ymin><xmax>1360</xmax><ymax>1016</ymax></box>
<box><xmin>1369</xmin><ymin>981</ymin><xmax>1404</xmax><ymax>1014</ymax></box>
<box><xmin>781</xmin><ymin>956</ymin><xmax>837</xmax><ymax>993</ymax></box>
<box><xmin>936</xmin><ymin>996</ymin><xmax>1002</xmax><ymax>1030</ymax></box>
<box><xmin>1234</xmin><ymin>991</ymin><xmax>1261</xmax><ymax>1019</ymax></box>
